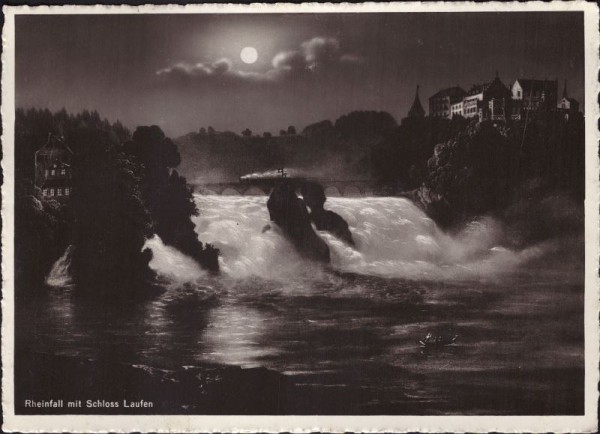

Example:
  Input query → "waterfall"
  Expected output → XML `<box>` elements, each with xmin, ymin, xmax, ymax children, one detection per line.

<box><xmin>143</xmin><ymin>235</ymin><xmax>207</xmax><ymax>283</ymax></box>
<box><xmin>183</xmin><ymin>195</ymin><xmax>546</xmax><ymax>282</ymax></box>
<box><xmin>46</xmin><ymin>245</ymin><xmax>74</xmax><ymax>287</ymax></box>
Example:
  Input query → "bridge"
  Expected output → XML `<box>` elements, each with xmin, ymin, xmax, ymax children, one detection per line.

<box><xmin>194</xmin><ymin>177</ymin><xmax>375</xmax><ymax>197</ymax></box>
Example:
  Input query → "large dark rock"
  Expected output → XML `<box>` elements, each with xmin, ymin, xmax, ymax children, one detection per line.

<box><xmin>301</xmin><ymin>182</ymin><xmax>355</xmax><ymax>246</ymax></box>
<box><xmin>267</xmin><ymin>182</ymin><xmax>330</xmax><ymax>263</ymax></box>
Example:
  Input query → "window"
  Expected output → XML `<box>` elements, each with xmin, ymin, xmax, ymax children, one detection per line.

<box><xmin>517</xmin><ymin>90</ymin><xmax>521</xmax><ymax>98</ymax></box>
<box><xmin>57</xmin><ymin>188</ymin><xmax>62</xmax><ymax>196</ymax></box>
<box><xmin>49</xmin><ymin>188</ymin><xmax>55</xmax><ymax>197</ymax></box>
<box><xmin>43</xmin><ymin>188</ymin><xmax>48</xmax><ymax>196</ymax></box>
<box><xmin>51</xmin><ymin>169</ymin><xmax>55</xmax><ymax>176</ymax></box>
<box><xmin>45</xmin><ymin>169</ymin><xmax>49</xmax><ymax>177</ymax></box>
<box><xmin>65</xmin><ymin>188</ymin><xmax>70</xmax><ymax>196</ymax></box>
<box><xmin>60</xmin><ymin>169</ymin><xmax>66</xmax><ymax>175</ymax></box>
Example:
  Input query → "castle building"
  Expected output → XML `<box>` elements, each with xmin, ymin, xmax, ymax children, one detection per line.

<box><xmin>34</xmin><ymin>133</ymin><xmax>73</xmax><ymax>200</ymax></box>
<box><xmin>429</xmin><ymin>86</ymin><xmax>466</xmax><ymax>118</ymax></box>
<box><xmin>427</xmin><ymin>74</ymin><xmax>577</xmax><ymax>124</ymax></box>
<box><xmin>510</xmin><ymin>78</ymin><xmax>558</xmax><ymax>120</ymax></box>
<box><xmin>463</xmin><ymin>73</ymin><xmax>512</xmax><ymax>122</ymax></box>
<box><xmin>557</xmin><ymin>80</ymin><xmax>580</xmax><ymax>120</ymax></box>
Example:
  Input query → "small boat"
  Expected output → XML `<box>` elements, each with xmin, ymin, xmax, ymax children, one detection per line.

<box><xmin>419</xmin><ymin>333</ymin><xmax>458</xmax><ymax>347</ymax></box>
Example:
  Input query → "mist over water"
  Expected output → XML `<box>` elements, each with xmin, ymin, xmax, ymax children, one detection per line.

<box><xmin>186</xmin><ymin>195</ymin><xmax>548</xmax><ymax>283</ymax></box>
<box><xmin>48</xmin><ymin>195</ymin><xmax>549</xmax><ymax>288</ymax></box>
<box><xmin>144</xmin><ymin>235</ymin><xmax>208</xmax><ymax>284</ymax></box>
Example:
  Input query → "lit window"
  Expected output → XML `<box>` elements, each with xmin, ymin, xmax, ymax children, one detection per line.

<box><xmin>60</xmin><ymin>169</ymin><xmax>66</xmax><ymax>175</ymax></box>
<box><xmin>43</xmin><ymin>188</ymin><xmax>48</xmax><ymax>196</ymax></box>
<box><xmin>45</xmin><ymin>169</ymin><xmax>49</xmax><ymax>177</ymax></box>
<box><xmin>65</xmin><ymin>188</ymin><xmax>70</xmax><ymax>196</ymax></box>
<box><xmin>49</xmin><ymin>189</ymin><xmax>54</xmax><ymax>197</ymax></box>
<box><xmin>57</xmin><ymin>188</ymin><xmax>62</xmax><ymax>196</ymax></box>
<box><xmin>51</xmin><ymin>169</ymin><xmax>55</xmax><ymax>176</ymax></box>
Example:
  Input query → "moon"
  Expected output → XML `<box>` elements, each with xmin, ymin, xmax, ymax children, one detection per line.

<box><xmin>240</xmin><ymin>46</ymin><xmax>258</xmax><ymax>64</ymax></box>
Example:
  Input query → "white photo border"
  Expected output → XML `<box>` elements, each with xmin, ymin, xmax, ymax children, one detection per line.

<box><xmin>2</xmin><ymin>2</ymin><xmax>599</xmax><ymax>432</ymax></box>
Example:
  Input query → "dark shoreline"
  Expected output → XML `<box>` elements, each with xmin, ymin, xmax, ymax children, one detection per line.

<box><xmin>15</xmin><ymin>349</ymin><xmax>584</xmax><ymax>415</ymax></box>
<box><xmin>15</xmin><ymin>349</ymin><xmax>290</xmax><ymax>415</ymax></box>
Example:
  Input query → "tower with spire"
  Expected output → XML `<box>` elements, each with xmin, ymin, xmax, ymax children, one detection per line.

<box><xmin>557</xmin><ymin>79</ymin><xmax>579</xmax><ymax>120</ymax></box>
<box><xmin>407</xmin><ymin>85</ymin><xmax>425</xmax><ymax>118</ymax></box>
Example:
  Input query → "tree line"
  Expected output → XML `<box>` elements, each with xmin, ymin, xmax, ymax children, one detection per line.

<box><xmin>178</xmin><ymin>107</ymin><xmax>584</xmax><ymax>234</ymax></box>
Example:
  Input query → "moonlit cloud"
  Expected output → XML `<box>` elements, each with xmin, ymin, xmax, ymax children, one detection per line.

<box><xmin>155</xmin><ymin>36</ymin><xmax>364</xmax><ymax>85</ymax></box>
<box><xmin>302</xmin><ymin>37</ymin><xmax>341</xmax><ymax>67</ymax></box>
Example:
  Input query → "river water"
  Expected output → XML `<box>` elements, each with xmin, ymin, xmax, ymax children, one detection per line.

<box><xmin>19</xmin><ymin>195</ymin><xmax>584</xmax><ymax>414</ymax></box>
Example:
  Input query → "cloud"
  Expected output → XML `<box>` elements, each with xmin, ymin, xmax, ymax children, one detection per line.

<box><xmin>156</xmin><ymin>58</ymin><xmax>231</xmax><ymax>79</ymax></box>
<box><xmin>211</xmin><ymin>58</ymin><xmax>232</xmax><ymax>74</ymax></box>
<box><xmin>155</xmin><ymin>36</ymin><xmax>364</xmax><ymax>85</ymax></box>
<box><xmin>302</xmin><ymin>37</ymin><xmax>341</xmax><ymax>67</ymax></box>
<box><xmin>272</xmin><ymin>50</ymin><xmax>306</xmax><ymax>71</ymax></box>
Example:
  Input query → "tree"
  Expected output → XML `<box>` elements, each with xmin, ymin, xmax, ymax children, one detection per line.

<box><xmin>199</xmin><ymin>127</ymin><xmax>207</xmax><ymax>136</ymax></box>
<box><xmin>334</xmin><ymin>111</ymin><xmax>397</xmax><ymax>141</ymax></box>
<box><xmin>287</xmin><ymin>125</ymin><xmax>296</xmax><ymax>135</ymax></box>
<box><xmin>417</xmin><ymin>120</ymin><xmax>512</xmax><ymax>228</ymax></box>
<box><xmin>263</xmin><ymin>132</ymin><xmax>272</xmax><ymax>139</ymax></box>
<box><xmin>15</xmin><ymin>179</ymin><xmax>70</xmax><ymax>296</ymax></box>
<box><xmin>279</xmin><ymin>129</ymin><xmax>287</xmax><ymax>136</ymax></box>
<box><xmin>69</xmin><ymin>128</ymin><xmax>155</xmax><ymax>292</ymax></box>
<box><xmin>242</xmin><ymin>128</ymin><xmax>252</xmax><ymax>137</ymax></box>
<box><xmin>123</xmin><ymin>125</ymin><xmax>219</xmax><ymax>272</ymax></box>
<box><xmin>14</xmin><ymin>108</ymin><xmax>139</xmax><ymax>294</ymax></box>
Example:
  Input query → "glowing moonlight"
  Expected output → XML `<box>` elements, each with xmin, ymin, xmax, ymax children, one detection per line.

<box><xmin>240</xmin><ymin>46</ymin><xmax>258</xmax><ymax>64</ymax></box>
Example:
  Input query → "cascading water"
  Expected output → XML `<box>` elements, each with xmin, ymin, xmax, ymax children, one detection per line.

<box><xmin>143</xmin><ymin>235</ymin><xmax>208</xmax><ymax>284</ymax></box>
<box><xmin>45</xmin><ymin>195</ymin><xmax>560</xmax><ymax>288</ymax></box>
<box><xmin>46</xmin><ymin>245</ymin><xmax>74</xmax><ymax>287</ymax></box>
<box><xmin>188</xmin><ymin>195</ymin><xmax>544</xmax><ymax>282</ymax></box>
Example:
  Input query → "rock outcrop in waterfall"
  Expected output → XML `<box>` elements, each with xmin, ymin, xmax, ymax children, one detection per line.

<box><xmin>267</xmin><ymin>182</ymin><xmax>330</xmax><ymax>263</ymax></box>
<box><xmin>301</xmin><ymin>181</ymin><xmax>355</xmax><ymax>246</ymax></box>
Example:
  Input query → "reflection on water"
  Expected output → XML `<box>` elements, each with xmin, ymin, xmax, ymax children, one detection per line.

<box><xmin>202</xmin><ymin>304</ymin><xmax>276</xmax><ymax>368</ymax></box>
<box><xmin>17</xmin><ymin>196</ymin><xmax>585</xmax><ymax>414</ymax></box>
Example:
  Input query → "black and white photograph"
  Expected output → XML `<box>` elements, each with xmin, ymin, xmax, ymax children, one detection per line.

<box><xmin>2</xmin><ymin>3</ymin><xmax>599</xmax><ymax>432</ymax></box>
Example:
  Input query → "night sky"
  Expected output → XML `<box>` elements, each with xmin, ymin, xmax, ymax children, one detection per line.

<box><xmin>16</xmin><ymin>12</ymin><xmax>584</xmax><ymax>137</ymax></box>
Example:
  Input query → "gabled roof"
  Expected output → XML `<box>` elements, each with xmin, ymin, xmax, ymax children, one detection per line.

<box><xmin>560</xmin><ymin>96</ymin><xmax>578</xmax><ymax>104</ymax></box>
<box><xmin>468</xmin><ymin>74</ymin><xmax>511</xmax><ymax>97</ymax></box>
<box><xmin>37</xmin><ymin>133</ymin><xmax>74</xmax><ymax>155</ymax></box>
<box><xmin>561</xmin><ymin>80</ymin><xmax>577</xmax><ymax>102</ymax></box>
<box><xmin>467</xmin><ymin>82</ymin><xmax>490</xmax><ymax>96</ymax></box>
<box><xmin>514</xmin><ymin>79</ymin><xmax>557</xmax><ymax>94</ymax></box>
<box><xmin>430</xmin><ymin>86</ymin><xmax>466</xmax><ymax>102</ymax></box>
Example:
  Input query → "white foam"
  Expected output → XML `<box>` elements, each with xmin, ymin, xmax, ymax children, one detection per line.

<box><xmin>192</xmin><ymin>195</ymin><xmax>542</xmax><ymax>281</ymax></box>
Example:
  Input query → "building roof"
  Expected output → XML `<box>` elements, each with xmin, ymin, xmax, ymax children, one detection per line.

<box><xmin>37</xmin><ymin>133</ymin><xmax>74</xmax><ymax>155</ymax></box>
<box><xmin>429</xmin><ymin>86</ymin><xmax>466</xmax><ymax>102</ymax></box>
<box><xmin>560</xmin><ymin>97</ymin><xmax>579</xmax><ymax>104</ymax></box>
<box><xmin>514</xmin><ymin>79</ymin><xmax>557</xmax><ymax>94</ymax></box>
<box><xmin>467</xmin><ymin>73</ymin><xmax>511</xmax><ymax>97</ymax></box>
<box><xmin>467</xmin><ymin>81</ymin><xmax>492</xmax><ymax>96</ymax></box>
<box><xmin>408</xmin><ymin>85</ymin><xmax>425</xmax><ymax>118</ymax></box>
